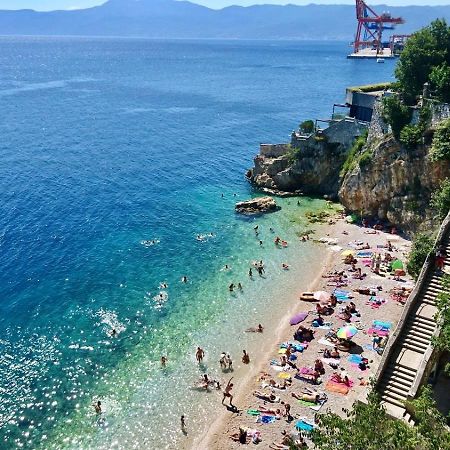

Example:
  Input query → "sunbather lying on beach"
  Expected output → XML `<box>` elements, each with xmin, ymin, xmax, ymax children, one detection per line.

<box><xmin>245</xmin><ymin>323</ymin><xmax>264</xmax><ymax>333</ymax></box>
<box><xmin>258</xmin><ymin>406</ymin><xmax>282</xmax><ymax>416</ymax></box>
<box><xmin>323</xmin><ymin>347</ymin><xmax>340</xmax><ymax>359</ymax></box>
<box><xmin>292</xmin><ymin>388</ymin><xmax>327</xmax><ymax>403</ymax></box>
<box><xmin>253</xmin><ymin>391</ymin><xmax>280</xmax><ymax>403</ymax></box>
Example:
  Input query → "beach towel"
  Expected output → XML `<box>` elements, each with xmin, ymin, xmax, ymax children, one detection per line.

<box><xmin>356</xmin><ymin>251</ymin><xmax>373</xmax><ymax>258</ymax></box>
<box><xmin>278</xmin><ymin>372</ymin><xmax>291</xmax><ymax>379</ymax></box>
<box><xmin>278</xmin><ymin>348</ymin><xmax>287</xmax><ymax>354</ymax></box>
<box><xmin>299</xmin><ymin>367</ymin><xmax>315</xmax><ymax>375</ymax></box>
<box><xmin>312</xmin><ymin>321</ymin><xmax>332</xmax><ymax>329</ymax></box>
<box><xmin>318</xmin><ymin>338</ymin><xmax>336</xmax><ymax>347</ymax></box>
<box><xmin>367</xmin><ymin>328</ymin><xmax>390</xmax><ymax>337</ymax></box>
<box><xmin>247</xmin><ymin>409</ymin><xmax>260</xmax><ymax>416</ymax></box>
<box><xmin>298</xmin><ymin>398</ymin><xmax>327</xmax><ymax>411</ymax></box>
<box><xmin>373</xmin><ymin>320</ymin><xmax>392</xmax><ymax>329</ymax></box>
<box><xmin>347</xmin><ymin>354</ymin><xmax>363</xmax><ymax>364</ymax></box>
<box><xmin>325</xmin><ymin>380</ymin><xmax>350</xmax><ymax>395</ymax></box>
<box><xmin>257</xmin><ymin>415</ymin><xmax>276</xmax><ymax>424</ymax></box>
<box><xmin>281</xmin><ymin>342</ymin><xmax>305</xmax><ymax>352</ymax></box>
<box><xmin>295</xmin><ymin>420</ymin><xmax>314</xmax><ymax>432</ymax></box>
<box><xmin>321</xmin><ymin>357</ymin><xmax>340</xmax><ymax>367</ymax></box>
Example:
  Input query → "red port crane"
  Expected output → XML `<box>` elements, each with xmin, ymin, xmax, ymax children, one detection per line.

<box><xmin>353</xmin><ymin>0</ymin><xmax>404</xmax><ymax>55</ymax></box>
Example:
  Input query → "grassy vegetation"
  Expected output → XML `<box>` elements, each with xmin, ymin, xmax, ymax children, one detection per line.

<box><xmin>347</xmin><ymin>82</ymin><xmax>393</xmax><ymax>93</ymax></box>
<box><xmin>340</xmin><ymin>130</ymin><xmax>369</xmax><ymax>178</ymax></box>
<box><xmin>407</xmin><ymin>233</ymin><xmax>434</xmax><ymax>279</ymax></box>
<box><xmin>430</xmin><ymin>119</ymin><xmax>450</xmax><ymax>161</ymax></box>
<box><xmin>431</xmin><ymin>178</ymin><xmax>450</xmax><ymax>219</ymax></box>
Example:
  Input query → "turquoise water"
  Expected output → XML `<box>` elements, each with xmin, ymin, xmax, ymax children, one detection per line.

<box><xmin>0</xmin><ymin>37</ymin><xmax>394</xmax><ymax>449</ymax></box>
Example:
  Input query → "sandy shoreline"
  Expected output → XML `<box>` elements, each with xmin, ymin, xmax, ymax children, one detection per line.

<box><xmin>191</xmin><ymin>213</ymin><xmax>413</xmax><ymax>450</ymax></box>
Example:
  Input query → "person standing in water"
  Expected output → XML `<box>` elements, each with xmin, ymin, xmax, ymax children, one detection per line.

<box><xmin>196</xmin><ymin>347</ymin><xmax>205</xmax><ymax>364</ymax></box>
<box><xmin>93</xmin><ymin>400</ymin><xmax>102</xmax><ymax>414</ymax></box>
<box><xmin>161</xmin><ymin>356</ymin><xmax>168</xmax><ymax>367</ymax></box>
<box><xmin>242</xmin><ymin>350</ymin><xmax>250</xmax><ymax>364</ymax></box>
<box><xmin>181</xmin><ymin>415</ymin><xmax>187</xmax><ymax>434</ymax></box>
<box><xmin>249</xmin><ymin>268</ymin><xmax>253</xmax><ymax>277</ymax></box>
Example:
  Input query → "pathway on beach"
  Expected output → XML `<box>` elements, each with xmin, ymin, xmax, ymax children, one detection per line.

<box><xmin>196</xmin><ymin>215</ymin><xmax>413</xmax><ymax>450</ymax></box>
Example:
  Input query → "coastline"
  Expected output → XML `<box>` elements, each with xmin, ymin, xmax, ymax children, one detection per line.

<box><xmin>193</xmin><ymin>214</ymin><xmax>413</xmax><ymax>450</ymax></box>
<box><xmin>190</xmin><ymin>242</ymin><xmax>335</xmax><ymax>450</ymax></box>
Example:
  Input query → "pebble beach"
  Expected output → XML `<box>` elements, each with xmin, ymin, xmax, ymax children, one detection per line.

<box><xmin>192</xmin><ymin>212</ymin><xmax>413</xmax><ymax>450</ymax></box>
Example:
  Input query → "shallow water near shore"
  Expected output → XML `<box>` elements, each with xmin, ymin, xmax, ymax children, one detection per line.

<box><xmin>0</xmin><ymin>37</ymin><xmax>394</xmax><ymax>449</ymax></box>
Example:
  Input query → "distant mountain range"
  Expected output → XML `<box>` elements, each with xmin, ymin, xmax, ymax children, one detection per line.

<box><xmin>1</xmin><ymin>0</ymin><xmax>450</xmax><ymax>40</ymax></box>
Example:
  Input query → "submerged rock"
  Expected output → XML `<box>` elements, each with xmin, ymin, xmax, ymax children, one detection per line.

<box><xmin>235</xmin><ymin>196</ymin><xmax>279</xmax><ymax>214</ymax></box>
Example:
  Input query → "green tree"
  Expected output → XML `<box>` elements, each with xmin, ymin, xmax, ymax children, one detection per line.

<box><xmin>311</xmin><ymin>390</ymin><xmax>420</xmax><ymax>450</ymax></box>
<box><xmin>395</xmin><ymin>19</ymin><xmax>450</xmax><ymax>103</ymax></box>
<box><xmin>382</xmin><ymin>96</ymin><xmax>412</xmax><ymax>139</ymax></box>
<box><xmin>407</xmin><ymin>233</ymin><xmax>434</xmax><ymax>279</ymax></box>
<box><xmin>312</xmin><ymin>388</ymin><xmax>450</xmax><ymax>450</ymax></box>
<box><xmin>434</xmin><ymin>274</ymin><xmax>450</xmax><ymax>352</ymax></box>
<box><xmin>409</xmin><ymin>386</ymin><xmax>450</xmax><ymax>450</ymax></box>
<box><xmin>430</xmin><ymin>63</ymin><xmax>450</xmax><ymax>103</ymax></box>
<box><xmin>430</xmin><ymin>119</ymin><xmax>450</xmax><ymax>161</ymax></box>
<box><xmin>431</xmin><ymin>177</ymin><xmax>450</xmax><ymax>219</ymax></box>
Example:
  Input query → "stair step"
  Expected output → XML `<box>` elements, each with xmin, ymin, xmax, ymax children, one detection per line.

<box><xmin>407</xmin><ymin>328</ymin><xmax>434</xmax><ymax>340</ymax></box>
<box><xmin>384</xmin><ymin>367</ymin><xmax>415</xmax><ymax>381</ymax></box>
<box><xmin>402</xmin><ymin>342</ymin><xmax>427</xmax><ymax>353</ymax></box>
<box><xmin>379</xmin><ymin>379</ymin><xmax>411</xmax><ymax>394</ymax></box>
<box><xmin>412</xmin><ymin>315</ymin><xmax>436</xmax><ymax>325</ymax></box>
<box><xmin>381</xmin><ymin>375</ymin><xmax>412</xmax><ymax>388</ymax></box>
<box><xmin>381</xmin><ymin>389</ymin><xmax>407</xmax><ymax>402</ymax></box>
<box><xmin>383</xmin><ymin>385</ymin><xmax>409</xmax><ymax>398</ymax></box>
<box><xmin>381</xmin><ymin>396</ymin><xmax>406</xmax><ymax>410</ymax></box>
<box><xmin>406</xmin><ymin>323</ymin><xmax>436</xmax><ymax>336</ymax></box>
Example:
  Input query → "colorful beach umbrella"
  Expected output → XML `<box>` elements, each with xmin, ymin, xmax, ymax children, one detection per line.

<box><xmin>337</xmin><ymin>325</ymin><xmax>358</xmax><ymax>339</ymax></box>
<box><xmin>314</xmin><ymin>291</ymin><xmax>331</xmax><ymax>303</ymax></box>
<box><xmin>290</xmin><ymin>312</ymin><xmax>308</xmax><ymax>325</ymax></box>
<box><xmin>391</xmin><ymin>259</ymin><xmax>404</xmax><ymax>270</ymax></box>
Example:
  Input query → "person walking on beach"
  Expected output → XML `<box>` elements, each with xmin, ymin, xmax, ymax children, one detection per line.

<box><xmin>242</xmin><ymin>350</ymin><xmax>250</xmax><ymax>364</ymax></box>
<box><xmin>222</xmin><ymin>378</ymin><xmax>234</xmax><ymax>406</ymax></box>
<box><xmin>196</xmin><ymin>347</ymin><xmax>205</xmax><ymax>364</ymax></box>
<box><xmin>219</xmin><ymin>352</ymin><xmax>227</xmax><ymax>370</ymax></box>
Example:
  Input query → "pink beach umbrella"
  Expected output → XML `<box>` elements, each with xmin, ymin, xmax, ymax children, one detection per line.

<box><xmin>313</xmin><ymin>291</ymin><xmax>331</xmax><ymax>304</ymax></box>
<box><xmin>290</xmin><ymin>312</ymin><xmax>308</xmax><ymax>325</ymax></box>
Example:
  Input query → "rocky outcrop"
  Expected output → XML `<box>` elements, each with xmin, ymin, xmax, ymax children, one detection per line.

<box><xmin>249</xmin><ymin>118</ymin><xmax>368</xmax><ymax>197</ymax></box>
<box><xmin>339</xmin><ymin>136</ymin><xmax>450</xmax><ymax>235</ymax></box>
<box><xmin>235</xmin><ymin>197</ymin><xmax>278</xmax><ymax>214</ymax></box>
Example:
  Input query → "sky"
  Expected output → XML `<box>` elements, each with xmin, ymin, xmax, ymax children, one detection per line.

<box><xmin>0</xmin><ymin>0</ymin><xmax>449</xmax><ymax>11</ymax></box>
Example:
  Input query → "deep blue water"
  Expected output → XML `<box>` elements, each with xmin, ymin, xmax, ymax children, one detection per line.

<box><xmin>0</xmin><ymin>37</ymin><xmax>393</xmax><ymax>449</ymax></box>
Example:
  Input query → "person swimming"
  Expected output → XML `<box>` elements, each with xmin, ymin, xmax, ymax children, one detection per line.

<box><xmin>181</xmin><ymin>276</ymin><xmax>188</xmax><ymax>283</ymax></box>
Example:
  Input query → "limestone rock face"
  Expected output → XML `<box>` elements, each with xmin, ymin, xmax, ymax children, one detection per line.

<box><xmin>235</xmin><ymin>196</ymin><xmax>278</xmax><ymax>214</ymax></box>
<box><xmin>339</xmin><ymin>136</ymin><xmax>450</xmax><ymax>235</ymax></box>
<box><xmin>250</xmin><ymin>119</ymin><xmax>367</xmax><ymax>197</ymax></box>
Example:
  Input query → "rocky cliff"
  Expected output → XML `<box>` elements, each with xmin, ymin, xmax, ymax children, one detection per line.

<box><xmin>248</xmin><ymin>101</ymin><xmax>450</xmax><ymax>235</ymax></box>
<box><xmin>339</xmin><ymin>135</ymin><xmax>450</xmax><ymax>234</ymax></box>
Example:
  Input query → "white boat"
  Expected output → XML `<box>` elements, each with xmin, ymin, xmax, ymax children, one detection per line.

<box><xmin>376</xmin><ymin>58</ymin><xmax>385</xmax><ymax>63</ymax></box>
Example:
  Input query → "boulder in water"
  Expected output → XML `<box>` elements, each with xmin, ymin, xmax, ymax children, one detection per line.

<box><xmin>235</xmin><ymin>196</ymin><xmax>279</xmax><ymax>214</ymax></box>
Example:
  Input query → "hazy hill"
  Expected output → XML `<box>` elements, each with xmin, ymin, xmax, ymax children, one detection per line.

<box><xmin>1</xmin><ymin>0</ymin><xmax>450</xmax><ymax>39</ymax></box>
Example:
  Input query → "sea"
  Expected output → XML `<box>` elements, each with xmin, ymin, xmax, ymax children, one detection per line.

<box><xmin>0</xmin><ymin>37</ymin><xmax>393</xmax><ymax>449</ymax></box>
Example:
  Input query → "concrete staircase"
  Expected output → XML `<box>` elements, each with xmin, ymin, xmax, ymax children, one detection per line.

<box><xmin>376</xmin><ymin>237</ymin><xmax>450</xmax><ymax>420</ymax></box>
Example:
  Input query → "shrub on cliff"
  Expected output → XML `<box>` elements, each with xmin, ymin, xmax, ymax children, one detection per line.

<box><xmin>431</xmin><ymin>177</ymin><xmax>450</xmax><ymax>219</ymax></box>
<box><xmin>430</xmin><ymin>119</ymin><xmax>450</xmax><ymax>161</ymax></box>
<box><xmin>407</xmin><ymin>233</ymin><xmax>434</xmax><ymax>279</ymax></box>
<box><xmin>381</xmin><ymin>96</ymin><xmax>411</xmax><ymax>139</ymax></box>
<box><xmin>340</xmin><ymin>130</ymin><xmax>368</xmax><ymax>178</ymax></box>
<box><xmin>396</xmin><ymin>19</ymin><xmax>450</xmax><ymax>103</ymax></box>
<box><xmin>400</xmin><ymin>124</ymin><xmax>424</xmax><ymax>149</ymax></box>
<box><xmin>299</xmin><ymin>120</ymin><xmax>314</xmax><ymax>134</ymax></box>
